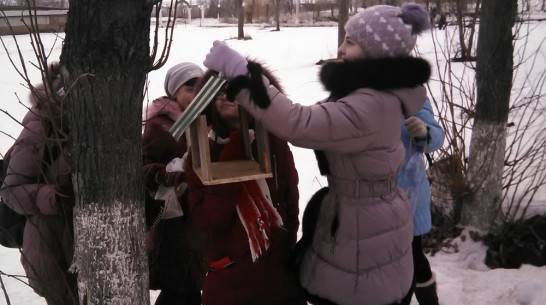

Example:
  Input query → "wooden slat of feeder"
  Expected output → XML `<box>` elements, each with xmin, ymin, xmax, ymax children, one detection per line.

<box><xmin>255</xmin><ymin>121</ymin><xmax>271</xmax><ymax>173</ymax></box>
<box><xmin>190</xmin><ymin>118</ymin><xmax>202</xmax><ymax>169</ymax></box>
<box><xmin>194</xmin><ymin>160</ymin><xmax>273</xmax><ymax>185</ymax></box>
<box><xmin>170</xmin><ymin>76</ymin><xmax>226</xmax><ymax>141</ymax></box>
<box><xmin>188</xmin><ymin>113</ymin><xmax>273</xmax><ymax>185</ymax></box>
<box><xmin>238</xmin><ymin>107</ymin><xmax>252</xmax><ymax>160</ymax></box>
<box><xmin>196</xmin><ymin>115</ymin><xmax>212</xmax><ymax>182</ymax></box>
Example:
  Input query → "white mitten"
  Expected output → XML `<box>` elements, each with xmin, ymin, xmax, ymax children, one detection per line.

<box><xmin>404</xmin><ymin>116</ymin><xmax>427</xmax><ymax>139</ymax></box>
<box><xmin>203</xmin><ymin>40</ymin><xmax>248</xmax><ymax>79</ymax></box>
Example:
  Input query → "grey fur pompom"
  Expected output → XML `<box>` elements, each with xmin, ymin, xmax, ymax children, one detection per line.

<box><xmin>401</xmin><ymin>3</ymin><xmax>431</xmax><ymax>35</ymax></box>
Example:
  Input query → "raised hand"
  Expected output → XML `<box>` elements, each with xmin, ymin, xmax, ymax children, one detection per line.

<box><xmin>203</xmin><ymin>40</ymin><xmax>248</xmax><ymax>79</ymax></box>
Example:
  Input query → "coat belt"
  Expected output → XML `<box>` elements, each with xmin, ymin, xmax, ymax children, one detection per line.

<box><xmin>327</xmin><ymin>176</ymin><xmax>396</xmax><ymax>198</ymax></box>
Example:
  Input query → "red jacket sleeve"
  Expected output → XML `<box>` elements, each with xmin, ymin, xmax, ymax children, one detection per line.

<box><xmin>274</xmin><ymin>137</ymin><xmax>300</xmax><ymax>247</ymax></box>
<box><xmin>142</xmin><ymin>116</ymin><xmax>187</xmax><ymax>191</ymax></box>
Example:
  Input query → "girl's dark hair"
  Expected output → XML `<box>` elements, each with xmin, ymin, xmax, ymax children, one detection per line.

<box><xmin>195</xmin><ymin>70</ymin><xmax>229</xmax><ymax>138</ymax></box>
<box><xmin>184</xmin><ymin>77</ymin><xmax>198</xmax><ymax>87</ymax></box>
<box><xmin>195</xmin><ymin>61</ymin><xmax>284</xmax><ymax>139</ymax></box>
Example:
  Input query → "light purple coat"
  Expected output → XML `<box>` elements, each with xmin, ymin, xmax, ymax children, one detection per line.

<box><xmin>0</xmin><ymin>66</ymin><xmax>77</xmax><ymax>304</ymax></box>
<box><xmin>236</xmin><ymin>77</ymin><xmax>426</xmax><ymax>305</ymax></box>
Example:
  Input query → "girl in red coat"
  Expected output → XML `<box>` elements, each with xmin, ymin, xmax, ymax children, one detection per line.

<box><xmin>184</xmin><ymin>69</ymin><xmax>306</xmax><ymax>305</ymax></box>
<box><xmin>142</xmin><ymin>62</ymin><xmax>209</xmax><ymax>305</ymax></box>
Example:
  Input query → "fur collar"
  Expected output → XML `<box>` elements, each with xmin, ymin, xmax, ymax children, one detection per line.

<box><xmin>319</xmin><ymin>57</ymin><xmax>431</xmax><ymax>99</ymax></box>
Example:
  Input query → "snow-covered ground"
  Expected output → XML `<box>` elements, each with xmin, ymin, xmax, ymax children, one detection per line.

<box><xmin>1</xmin><ymin>10</ymin><xmax>546</xmax><ymax>305</ymax></box>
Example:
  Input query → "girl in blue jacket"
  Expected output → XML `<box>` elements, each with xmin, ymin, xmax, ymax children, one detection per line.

<box><xmin>398</xmin><ymin>97</ymin><xmax>445</xmax><ymax>305</ymax></box>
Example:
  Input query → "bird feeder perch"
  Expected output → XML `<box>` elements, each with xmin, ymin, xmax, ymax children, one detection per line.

<box><xmin>169</xmin><ymin>76</ymin><xmax>272</xmax><ymax>185</ymax></box>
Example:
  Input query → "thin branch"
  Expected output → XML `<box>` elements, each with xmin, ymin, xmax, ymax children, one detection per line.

<box><xmin>149</xmin><ymin>0</ymin><xmax>179</xmax><ymax>71</ymax></box>
<box><xmin>0</xmin><ymin>273</ymin><xmax>12</xmax><ymax>305</ymax></box>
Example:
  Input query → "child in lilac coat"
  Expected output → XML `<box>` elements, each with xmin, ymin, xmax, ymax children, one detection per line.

<box><xmin>202</xmin><ymin>4</ymin><xmax>431</xmax><ymax>305</ymax></box>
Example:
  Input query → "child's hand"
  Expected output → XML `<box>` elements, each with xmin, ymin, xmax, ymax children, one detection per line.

<box><xmin>404</xmin><ymin>116</ymin><xmax>427</xmax><ymax>138</ymax></box>
<box><xmin>156</xmin><ymin>169</ymin><xmax>185</xmax><ymax>187</ymax></box>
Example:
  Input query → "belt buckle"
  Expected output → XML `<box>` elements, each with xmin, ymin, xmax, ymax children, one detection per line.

<box><xmin>208</xmin><ymin>256</ymin><xmax>234</xmax><ymax>272</ymax></box>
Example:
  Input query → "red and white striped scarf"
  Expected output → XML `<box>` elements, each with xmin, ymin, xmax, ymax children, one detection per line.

<box><xmin>216</xmin><ymin>129</ymin><xmax>283</xmax><ymax>262</ymax></box>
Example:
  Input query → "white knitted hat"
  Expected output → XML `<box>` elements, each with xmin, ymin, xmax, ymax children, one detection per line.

<box><xmin>164</xmin><ymin>62</ymin><xmax>204</xmax><ymax>98</ymax></box>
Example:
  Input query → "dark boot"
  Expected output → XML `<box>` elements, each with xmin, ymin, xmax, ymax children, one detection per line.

<box><xmin>414</xmin><ymin>273</ymin><xmax>439</xmax><ymax>305</ymax></box>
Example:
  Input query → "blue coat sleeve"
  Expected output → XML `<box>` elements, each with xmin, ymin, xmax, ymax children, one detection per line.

<box><xmin>411</xmin><ymin>98</ymin><xmax>445</xmax><ymax>153</ymax></box>
<box><xmin>398</xmin><ymin>97</ymin><xmax>445</xmax><ymax>236</ymax></box>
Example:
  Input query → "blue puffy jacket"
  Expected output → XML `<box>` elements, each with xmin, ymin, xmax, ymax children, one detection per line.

<box><xmin>398</xmin><ymin>97</ymin><xmax>445</xmax><ymax>236</ymax></box>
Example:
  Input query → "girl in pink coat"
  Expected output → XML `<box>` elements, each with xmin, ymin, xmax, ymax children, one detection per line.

<box><xmin>0</xmin><ymin>63</ymin><xmax>78</xmax><ymax>304</ymax></box>
<box><xmin>202</xmin><ymin>4</ymin><xmax>431</xmax><ymax>305</ymax></box>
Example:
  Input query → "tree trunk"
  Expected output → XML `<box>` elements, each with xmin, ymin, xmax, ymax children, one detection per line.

<box><xmin>250</xmin><ymin>0</ymin><xmax>256</xmax><ymax>23</ymax></box>
<box><xmin>464</xmin><ymin>0</ymin><xmax>481</xmax><ymax>59</ymax></box>
<box><xmin>455</xmin><ymin>0</ymin><xmax>471</xmax><ymax>60</ymax></box>
<box><xmin>60</xmin><ymin>1</ymin><xmax>152</xmax><ymax>304</ymax></box>
<box><xmin>461</xmin><ymin>0</ymin><xmax>515</xmax><ymax>232</ymax></box>
<box><xmin>238</xmin><ymin>0</ymin><xmax>244</xmax><ymax>39</ymax></box>
<box><xmin>275</xmin><ymin>0</ymin><xmax>281</xmax><ymax>31</ymax></box>
<box><xmin>338</xmin><ymin>0</ymin><xmax>349</xmax><ymax>52</ymax></box>
<box><xmin>286</xmin><ymin>0</ymin><xmax>294</xmax><ymax>14</ymax></box>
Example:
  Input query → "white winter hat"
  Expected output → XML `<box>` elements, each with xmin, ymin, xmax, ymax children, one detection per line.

<box><xmin>164</xmin><ymin>62</ymin><xmax>204</xmax><ymax>98</ymax></box>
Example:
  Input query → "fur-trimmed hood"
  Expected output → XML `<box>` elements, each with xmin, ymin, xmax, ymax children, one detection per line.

<box><xmin>29</xmin><ymin>62</ymin><xmax>64</xmax><ymax>108</ymax></box>
<box><xmin>319</xmin><ymin>57</ymin><xmax>431</xmax><ymax>100</ymax></box>
<box><xmin>143</xmin><ymin>96</ymin><xmax>182</xmax><ymax>123</ymax></box>
<box><xmin>197</xmin><ymin>60</ymin><xmax>285</xmax><ymax>138</ymax></box>
<box><xmin>28</xmin><ymin>62</ymin><xmax>66</xmax><ymax>129</ymax></box>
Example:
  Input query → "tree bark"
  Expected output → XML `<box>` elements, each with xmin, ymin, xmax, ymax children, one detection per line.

<box><xmin>275</xmin><ymin>0</ymin><xmax>281</xmax><ymax>31</ymax></box>
<box><xmin>337</xmin><ymin>0</ymin><xmax>349</xmax><ymax>52</ymax></box>
<box><xmin>464</xmin><ymin>0</ymin><xmax>481</xmax><ymax>59</ymax></box>
<box><xmin>461</xmin><ymin>0</ymin><xmax>515</xmax><ymax>232</ymax></box>
<box><xmin>60</xmin><ymin>1</ymin><xmax>152</xmax><ymax>304</ymax></box>
<box><xmin>455</xmin><ymin>0</ymin><xmax>471</xmax><ymax>60</ymax></box>
<box><xmin>435</xmin><ymin>0</ymin><xmax>442</xmax><ymax>13</ymax></box>
<box><xmin>238</xmin><ymin>0</ymin><xmax>245</xmax><ymax>39</ymax></box>
<box><xmin>250</xmin><ymin>0</ymin><xmax>255</xmax><ymax>23</ymax></box>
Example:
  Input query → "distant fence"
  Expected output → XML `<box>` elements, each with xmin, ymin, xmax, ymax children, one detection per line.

<box><xmin>0</xmin><ymin>9</ymin><xmax>68</xmax><ymax>35</ymax></box>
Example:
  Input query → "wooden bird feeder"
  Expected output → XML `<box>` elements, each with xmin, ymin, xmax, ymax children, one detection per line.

<box><xmin>170</xmin><ymin>76</ymin><xmax>272</xmax><ymax>185</ymax></box>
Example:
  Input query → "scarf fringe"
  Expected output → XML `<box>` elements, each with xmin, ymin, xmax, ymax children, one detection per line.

<box><xmin>218</xmin><ymin>129</ymin><xmax>283</xmax><ymax>262</ymax></box>
<box><xmin>235</xmin><ymin>180</ymin><xmax>282</xmax><ymax>262</ymax></box>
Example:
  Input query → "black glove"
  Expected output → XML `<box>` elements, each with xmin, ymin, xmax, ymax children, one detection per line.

<box><xmin>225</xmin><ymin>61</ymin><xmax>271</xmax><ymax>109</ymax></box>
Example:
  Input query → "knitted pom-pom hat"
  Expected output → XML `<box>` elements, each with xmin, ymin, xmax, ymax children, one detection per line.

<box><xmin>344</xmin><ymin>3</ymin><xmax>430</xmax><ymax>58</ymax></box>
